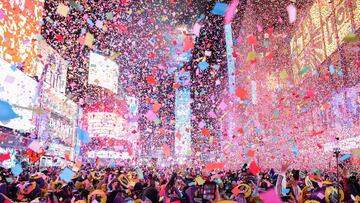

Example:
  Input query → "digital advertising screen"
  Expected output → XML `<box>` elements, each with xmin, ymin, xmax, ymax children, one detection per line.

<box><xmin>0</xmin><ymin>0</ymin><xmax>44</xmax><ymax>76</ymax></box>
<box><xmin>0</xmin><ymin>58</ymin><xmax>38</xmax><ymax>132</ymax></box>
<box><xmin>86</xmin><ymin>112</ymin><xmax>125</xmax><ymax>139</ymax></box>
<box><xmin>88</xmin><ymin>52</ymin><xmax>119</xmax><ymax>94</ymax></box>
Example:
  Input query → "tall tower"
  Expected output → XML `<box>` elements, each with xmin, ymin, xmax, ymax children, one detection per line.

<box><xmin>175</xmin><ymin>71</ymin><xmax>191</xmax><ymax>156</ymax></box>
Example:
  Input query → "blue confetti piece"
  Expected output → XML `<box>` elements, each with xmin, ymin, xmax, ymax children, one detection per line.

<box><xmin>345</xmin><ymin>96</ymin><xmax>354</xmax><ymax>113</ymax></box>
<box><xmin>10</xmin><ymin>64</ymin><xmax>16</xmax><ymax>71</ymax></box>
<box><xmin>198</xmin><ymin>61</ymin><xmax>209</xmax><ymax>71</ymax></box>
<box><xmin>76</xmin><ymin>127</ymin><xmax>91</xmax><ymax>143</ymax></box>
<box><xmin>211</xmin><ymin>3</ymin><xmax>228</xmax><ymax>16</ymax></box>
<box><xmin>109</xmin><ymin>160</ymin><xmax>116</xmax><ymax>168</ymax></box>
<box><xmin>59</xmin><ymin>168</ymin><xmax>76</xmax><ymax>183</ymax></box>
<box><xmin>0</xmin><ymin>100</ymin><xmax>20</xmax><ymax>121</ymax></box>
<box><xmin>338</xmin><ymin>70</ymin><xmax>343</xmax><ymax>77</ymax></box>
<box><xmin>339</xmin><ymin>153</ymin><xmax>351</xmax><ymax>161</ymax></box>
<box><xmin>86</xmin><ymin>18</ymin><xmax>94</xmax><ymax>27</ymax></box>
<box><xmin>165</xmin><ymin>33</ymin><xmax>172</xmax><ymax>39</ymax></box>
<box><xmin>196</xmin><ymin>14</ymin><xmax>205</xmax><ymax>23</ymax></box>
<box><xmin>81</xmin><ymin>28</ymin><xmax>87</xmax><ymax>34</ymax></box>
<box><xmin>313</xmin><ymin>70</ymin><xmax>319</xmax><ymax>77</ymax></box>
<box><xmin>329</xmin><ymin>64</ymin><xmax>334</xmax><ymax>74</ymax></box>
<box><xmin>282</xmin><ymin>188</ymin><xmax>290</xmax><ymax>196</ymax></box>
<box><xmin>11</xmin><ymin>163</ymin><xmax>23</xmax><ymax>177</ymax></box>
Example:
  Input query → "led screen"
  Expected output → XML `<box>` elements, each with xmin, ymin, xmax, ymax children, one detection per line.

<box><xmin>0</xmin><ymin>58</ymin><xmax>38</xmax><ymax>132</ymax></box>
<box><xmin>86</xmin><ymin>112</ymin><xmax>125</xmax><ymax>139</ymax></box>
<box><xmin>175</xmin><ymin>71</ymin><xmax>191</xmax><ymax>156</ymax></box>
<box><xmin>88</xmin><ymin>52</ymin><xmax>119</xmax><ymax>94</ymax></box>
<box><xmin>0</xmin><ymin>0</ymin><xmax>44</xmax><ymax>76</ymax></box>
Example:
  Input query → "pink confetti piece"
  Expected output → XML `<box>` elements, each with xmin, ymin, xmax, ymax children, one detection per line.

<box><xmin>219</xmin><ymin>101</ymin><xmax>227</xmax><ymax>110</ymax></box>
<box><xmin>145</xmin><ymin>110</ymin><xmax>157</xmax><ymax>121</ymax></box>
<box><xmin>317</xmin><ymin>192</ymin><xmax>325</xmax><ymax>199</ymax></box>
<box><xmin>260</xmin><ymin>189</ymin><xmax>283</xmax><ymax>203</ymax></box>
<box><xmin>208</xmin><ymin>111</ymin><xmax>216</xmax><ymax>118</ymax></box>
<box><xmin>0</xmin><ymin>9</ymin><xmax>5</xmax><ymax>19</ymax></box>
<box><xmin>28</xmin><ymin>141</ymin><xmax>42</xmax><ymax>153</ymax></box>
<box><xmin>287</xmin><ymin>4</ymin><xmax>297</xmax><ymax>23</ymax></box>
<box><xmin>193</xmin><ymin>23</ymin><xmax>201</xmax><ymax>37</ymax></box>
<box><xmin>224</xmin><ymin>0</ymin><xmax>239</xmax><ymax>24</ymax></box>
<box><xmin>95</xmin><ymin>20</ymin><xmax>103</xmax><ymax>29</ymax></box>
<box><xmin>4</xmin><ymin>75</ymin><xmax>15</xmax><ymax>84</ymax></box>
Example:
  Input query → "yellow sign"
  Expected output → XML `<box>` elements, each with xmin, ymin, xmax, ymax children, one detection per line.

<box><xmin>290</xmin><ymin>0</ymin><xmax>357</xmax><ymax>83</ymax></box>
<box><xmin>335</xmin><ymin>0</ymin><xmax>353</xmax><ymax>43</ymax></box>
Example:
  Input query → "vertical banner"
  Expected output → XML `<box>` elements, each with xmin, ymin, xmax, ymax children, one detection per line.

<box><xmin>225</xmin><ymin>24</ymin><xmax>236</xmax><ymax>137</ymax></box>
<box><xmin>175</xmin><ymin>71</ymin><xmax>191</xmax><ymax>156</ymax></box>
<box><xmin>251</xmin><ymin>80</ymin><xmax>257</xmax><ymax>105</ymax></box>
<box><xmin>75</xmin><ymin>107</ymin><xmax>83</xmax><ymax>160</ymax></box>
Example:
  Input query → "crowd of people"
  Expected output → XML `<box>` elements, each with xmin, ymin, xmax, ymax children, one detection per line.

<box><xmin>0</xmin><ymin>161</ymin><xmax>359</xmax><ymax>203</ymax></box>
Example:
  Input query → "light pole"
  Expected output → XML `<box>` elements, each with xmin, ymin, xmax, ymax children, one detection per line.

<box><xmin>34</xmin><ymin>64</ymin><xmax>50</xmax><ymax>171</ymax></box>
<box><xmin>333</xmin><ymin>137</ymin><xmax>341</xmax><ymax>203</ymax></box>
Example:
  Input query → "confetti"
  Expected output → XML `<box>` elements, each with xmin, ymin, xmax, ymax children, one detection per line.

<box><xmin>0</xmin><ymin>152</ymin><xmax>11</xmax><ymax>161</ymax></box>
<box><xmin>211</xmin><ymin>3</ymin><xmax>228</xmax><ymax>16</ymax></box>
<box><xmin>279</xmin><ymin>70</ymin><xmax>288</xmax><ymax>79</ymax></box>
<box><xmin>11</xmin><ymin>163</ymin><xmax>23</xmax><ymax>177</ymax></box>
<box><xmin>339</xmin><ymin>153</ymin><xmax>351</xmax><ymax>161</ymax></box>
<box><xmin>59</xmin><ymin>168</ymin><xmax>76</xmax><ymax>183</ymax></box>
<box><xmin>0</xmin><ymin>0</ymin><xmax>357</xmax><ymax>189</ymax></box>
<box><xmin>84</xmin><ymin>33</ymin><xmax>94</xmax><ymax>47</ymax></box>
<box><xmin>57</xmin><ymin>4</ymin><xmax>70</xmax><ymax>17</ymax></box>
<box><xmin>163</xmin><ymin>143</ymin><xmax>171</xmax><ymax>157</ymax></box>
<box><xmin>236</xmin><ymin>87</ymin><xmax>247</xmax><ymax>100</ymax></box>
<box><xmin>0</xmin><ymin>9</ymin><xmax>5</xmax><ymax>19</ymax></box>
<box><xmin>198</xmin><ymin>61</ymin><xmax>209</xmax><ymax>71</ymax></box>
<box><xmin>224</xmin><ymin>0</ymin><xmax>239</xmax><ymax>24</ymax></box>
<box><xmin>0</xmin><ymin>100</ymin><xmax>20</xmax><ymax>121</ymax></box>
<box><xmin>28</xmin><ymin>141</ymin><xmax>42</xmax><ymax>153</ymax></box>
<box><xmin>77</xmin><ymin>128</ymin><xmax>91</xmax><ymax>143</ymax></box>
<box><xmin>249</xmin><ymin>161</ymin><xmax>260</xmax><ymax>175</ymax></box>
<box><xmin>287</xmin><ymin>4</ymin><xmax>297</xmax><ymax>23</ymax></box>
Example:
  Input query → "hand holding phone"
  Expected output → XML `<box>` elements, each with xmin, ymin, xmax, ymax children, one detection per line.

<box><xmin>203</xmin><ymin>182</ymin><xmax>217</xmax><ymax>200</ymax></box>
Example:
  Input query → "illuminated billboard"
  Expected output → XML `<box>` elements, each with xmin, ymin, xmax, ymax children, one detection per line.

<box><xmin>87</xmin><ymin>150</ymin><xmax>130</xmax><ymax>159</ymax></box>
<box><xmin>0</xmin><ymin>0</ymin><xmax>44</xmax><ymax>76</ymax></box>
<box><xmin>225</xmin><ymin>24</ymin><xmax>236</xmax><ymax>138</ymax></box>
<box><xmin>0</xmin><ymin>58</ymin><xmax>38</xmax><ymax>132</ymax></box>
<box><xmin>89</xmin><ymin>52</ymin><xmax>119</xmax><ymax>94</ymax></box>
<box><xmin>36</xmin><ymin>40</ymin><xmax>68</xmax><ymax>94</ymax></box>
<box><xmin>47</xmin><ymin>143</ymin><xmax>71</xmax><ymax>158</ymax></box>
<box><xmin>324</xmin><ymin>136</ymin><xmax>360</xmax><ymax>152</ymax></box>
<box><xmin>290</xmin><ymin>0</ymin><xmax>359</xmax><ymax>83</ymax></box>
<box><xmin>175</xmin><ymin>71</ymin><xmax>191</xmax><ymax>156</ymax></box>
<box><xmin>86</xmin><ymin>112</ymin><xmax>126</xmax><ymax>139</ymax></box>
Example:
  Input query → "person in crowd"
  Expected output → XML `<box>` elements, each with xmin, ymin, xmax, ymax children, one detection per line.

<box><xmin>0</xmin><ymin>161</ymin><xmax>359</xmax><ymax>203</ymax></box>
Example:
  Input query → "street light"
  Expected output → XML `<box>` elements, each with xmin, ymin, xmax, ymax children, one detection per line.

<box><xmin>333</xmin><ymin>137</ymin><xmax>341</xmax><ymax>203</ymax></box>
